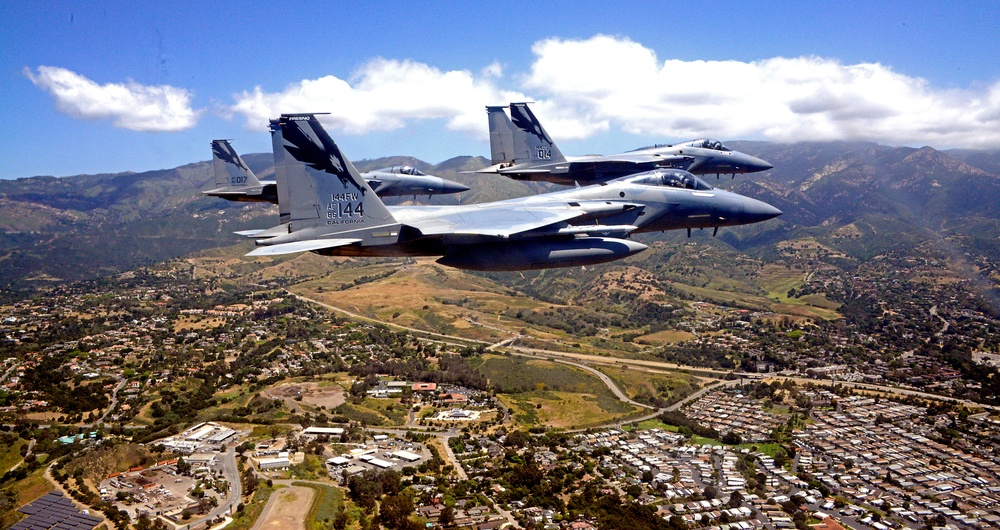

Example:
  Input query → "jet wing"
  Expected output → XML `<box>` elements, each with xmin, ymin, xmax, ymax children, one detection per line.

<box><xmin>246</xmin><ymin>238</ymin><xmax>361</xmax><ymax>256</ymax></box>
<box><xmin>406</xmin><ymin>207</ymin><xmax>578</xmax><ymax>238</ymax></box>
<box><xmin>406</xmin><ymin>202</ymin><xmax>641</xmax><ymax>239</ymax></box>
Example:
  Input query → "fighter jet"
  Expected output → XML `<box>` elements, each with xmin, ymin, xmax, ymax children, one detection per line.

<box><xmin>236</xmin><ymin>114</ymin><xmax>780</xmax><ymax>271</ymax></box>
<box><xmin>202</xmin><ymin>139</ymin><xmax>278</xmax><ymax>203</ymax></box>
<box><xmin>364</xmin><ymin>165</ymin><xmax>470</xmax><ymax>198</ymax></box>
<box><xmin>202</xmin><ymin>140</ymin><xmax>468</xmax><ymax>202</ymax></box>
<box><xmin>478</xmin><ymin>103</ymin><xmax>773</xmax><ymax>185</ymax></box>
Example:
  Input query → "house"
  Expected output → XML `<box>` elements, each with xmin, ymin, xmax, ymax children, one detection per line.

<box><xmin>477</xmin><ymin>519</ymin><xmax>506</xmax><ymax>530</ymax></box>
<box><xmin>439</xmin><ymin>393</ymin><xmax>468</xmax><ymax>404</ymax></box>
<box><xmin>811</xmin><ymin>516</ymin><xmax>846</xmax><ymax>530</ymax></box>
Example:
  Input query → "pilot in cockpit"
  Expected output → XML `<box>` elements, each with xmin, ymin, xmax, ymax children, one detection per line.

<box><xmin>393</xmin><ymin>166</ymin><xmax>423</xmax><ymax>176</ymax></box>
<box><xmin>634</xmin><ymin>170</ymin><xmax>711</xmax><ymax>190</ymax></box>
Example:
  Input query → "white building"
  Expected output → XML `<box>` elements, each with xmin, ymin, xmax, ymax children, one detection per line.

<box><xmin>302</xmin><ymin>427</ymin><xmax>345</xmax><ymax>437</ymax></box>
<box><xmin>258</xmin><ymin>456</ymin><xmax>291</xmax><ymax>470</ymax></box>
<box><xmin>390</xmin><ymin>450</ymin><xmax>421</xmax><ymax>462</ymax></box>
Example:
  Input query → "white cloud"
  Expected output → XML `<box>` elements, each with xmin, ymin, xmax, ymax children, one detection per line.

<box><xmin>230</xmin><ymin>58</ymin><xmax>527</xmax><ymax>140</ymax></box>
<box><xmin>228</xmin><ymin>35</ymin><xmax>1000</xmax><ymax>149</ymax></box>
<box><xmin>482</xmin><ymin>61</ymin><xmax>503</xmax><ymax>78</ymax></box>
<box><xmin>26</xmin><ymin>66</ymin><xmax>201</xmax><ymax>132</ymax></box>
<box><xmin>523</xmin><ymin>36</ymin><xmax>1000</xmax><ymax>149</ymax></box>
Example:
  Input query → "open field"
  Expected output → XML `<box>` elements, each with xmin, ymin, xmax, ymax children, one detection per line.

<box><xmin>632</xmin><ymin>419</ymin><xmax>679</xmax><ymax>432</ymax></box>
<box><xmin>256</xmin><ymin>486</ymin><xmax>314</xmax><ymax>530</ymax></box>
<box><xmin>227</xmin><ymin>484</ymin><xmax>279</xmax><ymax>530</ymax></box>
<box><xmin>250</xmin><ymin>424</ymin><xmax>297</xmax><ymax>439</ymax></box>
<box><xmin>292</xmin><ymin>482</ymin><xmax>345</xmax><ymax>530</ymax></box>
<box><xmin>474</xmin><ymin>354</ymin><xmax>607</xmax><ymax>394</ymax></box>
<box><xmin>596</xmin><ymin>366</ymin><xmax>702</xmax><ymax>406</ymax></box>
<box><xmin>757</xmin><ymin>263</ymin><xmax>808</xmax><ymax>299</ymax></box>
<box><xmin>500</xmin><ymin>389</ymin><xmax>641</xmax><ymax>429</ymax></box>
<box><xmin>757</xmin><ymin>263</ymin><xmax>841</xmax><ymax>311</ymax></box>
<box><xmin>263</xmin><ymin>382</ymin><xmax>347</xmax><ymax>411</ymax></box>
<box><xmin>293</xmin><ymin>260</ymin><xmax>544</xmax><ymax>340</ymax></box>
<box><xmin>288</xmin><ymin>260</ymin><xmax>654</xmax><ymax>349</ymax></box>
<box><xmin>334</xmin><ymin>402</ymin><xmax>393</xmax><ymax>426</ymax></box>
<box><xmin>671</xmin><ymin>281</ymin><xmax>841</xmax><ymax>321</ymax></box>
<box><xmin>172</xmin><ymin>314</ymin><xmax>226</xmax><ymax>332</ymax></box>
<box><xmin>0</xmin><ymin>438</ymin><xmax>26</xmax><ymax>472</ymax></box>
<box><xmin>633</xmin><ymin>329</ymin><xmax>697</xmax><ymax>345</ymax></box>
<box><xmin>469</xmin><ymin>354</ymin><xmax>644</xmax><ymax>428</ymax></box>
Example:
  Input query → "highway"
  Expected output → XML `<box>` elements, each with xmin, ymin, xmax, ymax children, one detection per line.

<box><xmin>292</xmin><ymin>293</ymin><xmax>1000</xmax><ymax>417</ymax></box>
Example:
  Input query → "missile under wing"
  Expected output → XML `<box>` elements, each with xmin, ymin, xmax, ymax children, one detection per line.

<box><xmin>234</xmin><ymin>114</ymin><xmax>781</xmax><ymax>271</ymax></box>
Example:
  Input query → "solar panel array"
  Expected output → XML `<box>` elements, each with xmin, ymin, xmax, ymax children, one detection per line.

<box><xmin>12</xmin><ymin>491</ymin><xmax>103</xmax><ymax>530</ymax></box>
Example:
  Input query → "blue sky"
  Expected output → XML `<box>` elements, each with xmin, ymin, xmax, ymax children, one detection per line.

<box><xmin>3</xmin><ymin>0</ymin><xmax>1000</xmax><ymax>179</ymax></box>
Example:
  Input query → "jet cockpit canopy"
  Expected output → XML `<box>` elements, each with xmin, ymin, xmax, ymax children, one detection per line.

<box><xmin>684</xmin><ymin>138</ymin><xmax>730</xmax><ymax>151</ymax></box>
<box><xmin>386</xmin><ymin>165</ymin><xmax>426</xmax><ymax>176</ymax></box>
<box><xmin>628</xmin><ymin>170</ymin><xmax>713</xmax><ymax>191</ymax></box>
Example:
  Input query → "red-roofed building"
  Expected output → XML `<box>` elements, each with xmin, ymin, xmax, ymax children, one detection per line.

<box><xmin>438</xmin><ymin>393</ymin><xmax>468</xmax><ymax>404</ymax></box>
<box><xmin>412</xmin><ymin>382</ymin><xmax>437</xmax><ymax>392</ymax></box>
<box><xmin>811</xmin><ymin>516</ymin><xmax>846</xmax><ymax>530</ymax></box>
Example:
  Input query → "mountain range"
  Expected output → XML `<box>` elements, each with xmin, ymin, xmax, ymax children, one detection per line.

<box><xmin>1</xmin><ymin>142</ymin><xmax>999</xmax><ymax>292</ymax></box>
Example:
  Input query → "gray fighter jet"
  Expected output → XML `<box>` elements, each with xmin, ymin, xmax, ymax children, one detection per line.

<box><xmin>236</xmin><ymin>114</ymin><xmax>780</xmax><ymax>271</ymax></box>
<box><xmin>202</xmin><ymin>140</ymin><xmax>468</xmax><ymax>202</ymax></box>
<box><xmin>479</xmin><ymin>103</ymin><xmax>773</xmax><ymax>185</ymax></box>
<box><xmin>364</xmin><ymin>165</ymin><xmax>470</xmax><ymax>197</ymax></box>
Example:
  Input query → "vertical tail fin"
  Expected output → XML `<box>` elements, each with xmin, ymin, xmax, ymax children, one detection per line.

<box><xmin>211</xmin><ymin>140</ymin><xmax>262</xmax><ymax>189</ymax></box>
<box><xmin>486</xmin><ymin>105</ymin><xmax>516</xmax><ymax>165</ymax></box>
<box><xmin>508</xmin><ymin>102</ymin><xmax>566</xmax><ymax>164</ymax></box>
<box><xmin>269</xmin><ymin>120</ymin><xmax>292</xmax><ymax>225</ymax></box>
<box><xmin>273</xmin><ymin>114</ymin><xmax>395</xmax><ymax>232</ymax></box>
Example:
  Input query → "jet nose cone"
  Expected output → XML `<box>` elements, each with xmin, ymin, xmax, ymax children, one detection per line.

<box><xmin>742</xmin><ymin>197</ymin><xmax>782</xmax><ymax>223</ymax></box>
<box><xmin>742</xmin><ymin>154</ymin><xmax>773</xmax><ymax>172</ymax></box>
<box><xmin>445</xmin><ymin>181</ymin><xmax>471</xmax><ymax>193</ymax></box>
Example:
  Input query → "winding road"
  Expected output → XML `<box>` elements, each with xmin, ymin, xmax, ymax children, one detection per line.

<box><xmin>290</xmin><ymin>293</ymin><xmax>1000</xmax><ymax>419</ymax></box>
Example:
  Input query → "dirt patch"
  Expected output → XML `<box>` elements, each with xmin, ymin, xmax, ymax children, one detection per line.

<box><xmin>263</xmin><ymin>382</ymin><xmax>346</xmax><ymax>410</ymax></box>
<box><xmin>257</xmin><ymin>486</ymin><xmax>314</xmax><ymax>530</ymax></box>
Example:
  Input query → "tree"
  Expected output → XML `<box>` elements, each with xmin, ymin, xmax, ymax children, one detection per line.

<box><xmin>774</xmin><ymin>448</ymin><xmax>789</xmax><ymax>468</ymax></box>
<box><xmin>333</xmin><ymin>510</ymin><xmax>349</xmax><ymax>530</ymax></box>
<box><xmin>379</xmin><ymin>493</ymin><xmax>415</xmax><ymax>529</ymax></box>
<box><xmin>439</xmin><ymin>505</ymin><xmax>455</xmax><ymax>526</ymax></box>
<box><xmin>176</xmin><ymin>457</ymin><xmax>191</xmax><ymax>475</ymax></box>
<box><xmin>728</xmin><ymin>490</ymin><xmax>744</xmax><ymax>508</ymax></box>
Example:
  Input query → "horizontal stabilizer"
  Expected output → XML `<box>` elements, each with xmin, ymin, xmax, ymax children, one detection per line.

<box><xmin>498</xmin><ymin>168</ymin><xmax>552</xmax><ymax>175</ymax></box>
<box><xmin>234</xmin><ymin>229</ymin><xmax>266</xmax><ymax>237</ymax></box>
<box><xmin>246</xmin><ymin>239</ymin><xmax>361</xmax><ymax>256</ymax></box>
<box><xmin>468</xmin><ymin>164</ymin><xmax>553</xmax><ymax>175</ymax></box>
<box><xmin>467</xmin><ymin>163</ymin><xmax>507</xmax><ymax>174</ymax></box>
<box><xmin>202</xmin><ymin>187</ymin><xmax>265</xmax><ymax>196</ymax></box>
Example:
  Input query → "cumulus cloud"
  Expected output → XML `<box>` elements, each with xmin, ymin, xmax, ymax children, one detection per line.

<box><xmin>523</xmin><ymin>36</ymin><xmax>1000</xmax><ymax>148</ymax></box>
<box><xmin>227</xmin><ymin>35</ymin><xmax>1000</xmax><ymax>149</ymax></box>
<box><xmin>26</xmin><ymin>66</ymin><xmax>201</xmax><ymax>132</ymax></box>
<box><xmin>230</xmin><ymin>58</ymin><xmax>527</xmax><ymax>140</ymax></box>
